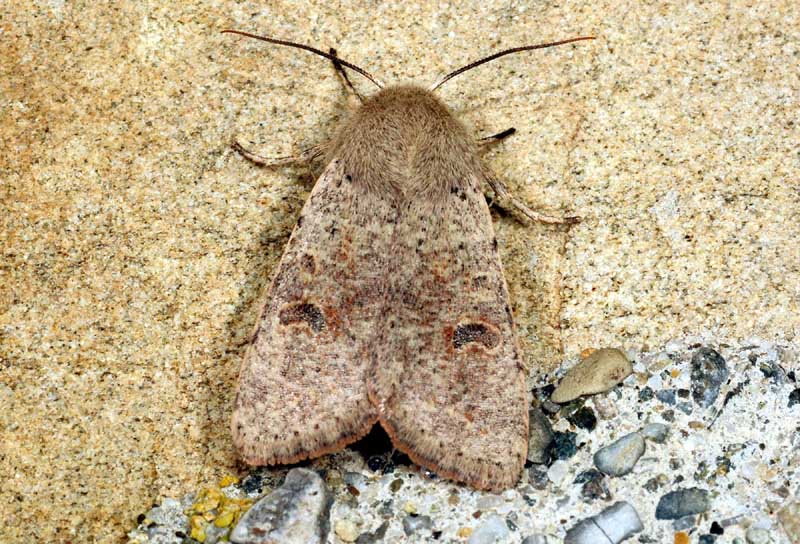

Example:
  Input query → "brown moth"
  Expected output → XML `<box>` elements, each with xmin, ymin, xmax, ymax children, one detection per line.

<box><xmin>224</xmin><ymin>31</ymin><xmax>593</xmax><ymax>492</ymax></box>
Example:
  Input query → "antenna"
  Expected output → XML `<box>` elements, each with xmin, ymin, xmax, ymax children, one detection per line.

<box><xmin>431</xmin><ymin>36</ymin><xmax>595</xmax><ymax>91</ymax></box>
<box><xmin>222</xmin><ymin>29</ymin><xmax>384</xmax><ymax>89</ymax></box>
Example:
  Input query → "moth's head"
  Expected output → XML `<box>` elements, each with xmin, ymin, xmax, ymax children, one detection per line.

<box><xmin>222</xmin><ymin>30</ymin><xmax>594</xmax><ymax>98</ymax></box>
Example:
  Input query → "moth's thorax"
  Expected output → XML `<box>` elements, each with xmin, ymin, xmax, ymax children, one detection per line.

<box><xmin>328</xmin><ymin>84</ymin><xmax>481</xmax><ymax>198</ymax></box>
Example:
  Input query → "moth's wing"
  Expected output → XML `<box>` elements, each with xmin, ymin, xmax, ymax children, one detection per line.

<box><xmin>369</xmin><ymin>174</ymin><xmax>528</xmax><ymax>492</ymax></box>
<box><xmin>232</xmin><ymin>159</ymin><xmax>394</xmax><ymax>465</ymax></box>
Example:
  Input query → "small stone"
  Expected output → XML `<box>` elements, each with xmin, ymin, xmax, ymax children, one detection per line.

<box><xmin>567</xmin><ymin>407</ymin><xmax>598</xmax><ymax>431</ymax></box>
<box><xmin>389</xmin><ymin>478</ymin><xmax>403</xmax><ymax>492</ymax></box>
<box><xmin>788</xmin><ymin>388</ymin><xmax>800</xmax><ymax>407</ymax></box>
<box><xmin>644</xmin><ymin>474</ymin><xmax>668</xmax><ymax>492</ymax></box>
<box><xmin>542</xmin><ymin>400</ymin><xmax>561</xmax><ymax>414</ymax></box>
<box><xmin>355</xmin><ymin>521</ymin><xmax>388</xmax><ymax>544</ymax></box>
<box><xmin>402</xmin><ymin>514</ymin><xmax>433</xmax><ymax>536</ymax></box>
<box><xmin>564</xmin><ymin>501</ymin><xmax>643</xmax><ymax>543</ymax></box>
<box><xmin>641</xmin><ymin>423</ymin><xmax>669</xmax><ymax>443</ymax></box>
<box><xmin>672</xmin><ymin>515</ymin><xmax>696</xmax><ymax>531</ymax></box>
<box><xmin>528</xmin><ymin>408</ymin><xmax>554</xmax><ymax>464</ymax></box>
<box><xmin>777</xmin><ymin>500</ymin><xmax>799</xmax><ymax>541</ymax></box>
<box><xmin>661</xmin><ymin>409</ymin><xmax>675</xmax><ymax>422</ymax></box>
<box><xmin>468</xmin><ymin>515</ymin><xmax>509</xmax><ymax>544</ymax></box>
<box><xmin>656</xmin><ymin>389</ymin><xmax>677</xmax><ymax>405</ymax></box>
<box><xmin>699</xmin><ymin>535</ymin><xmax>716</xmax><ymax>544</ymax></box>
<box><xmin>552</xmin><ymin>348</ymin><xmax>633</xmax><ymax>403</ymax></box>
<box><xmin>522</xmin><ymin>535</ymin><xmax>552</xmax><ymax>544</ymax></box>
<box><xmin>231</xmin><ymin>468</ymin><xmax>331</xmax><ymax>544</ymax></box>
<box><xmin>709</xmin><ymin>521</ymin><xmax>724</xmax><ymax>535</ymax></box>
<box><xmin>655</xmin><ymin>488</ymin><xmax>711</xmax><ymax>520</ymax></box>
<box><xmin>575</xmin><ymin>469</ymin><xmax>611</xmax><ymax>502</ymax></box>
<box><xmin>528</xmin><ymin>465</ymin><xmax>549</xmax><ymax>490</ymax></box>
<box><xmin>334</xmin><ymin>519</ymin><xmax>360</xmax><ymax>542</ymax></box>
<box><xmin>638</xmin><ymin>386</ymin><xmax>654</xmax><ymax>402</ymax></box>
<box><xmin>594</xmin><ymin>432</ymin><xmax>646</xmax><ymax>476</ymax></box>
<box><xmin>745</xmin><ymin>527</ymin><xmax>772</xmax><ymax>544</ymax></box>
<box><xmin>552</xmin><ymin>431</ymin><xmax>579</xmax><ymax>460</ymax></box>
<box><xmin>691</xmin><ymin>347</ymin><xmax>729</xmax><ymax>408</ymax></box>
<box><xmin>674</xmin><ymin>532</ymin><xmax>690</xmax><ymax>544</ymax></box>
<box><xmin>547</xmin><ymin>460</ymin><xmax>569</xmax><ymax>485</ymax></box>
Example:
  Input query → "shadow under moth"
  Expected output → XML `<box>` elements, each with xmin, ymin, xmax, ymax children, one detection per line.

<box><xmin>224</xmin><ymin>30</ymin><xmax>593</xmax><ymax>492</ymax></box>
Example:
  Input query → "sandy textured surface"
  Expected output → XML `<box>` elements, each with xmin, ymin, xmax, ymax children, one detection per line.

<box><xmin>1</xmin><ymin>1</ymin><xmax>798</xmax><ymax>542</ymax></box>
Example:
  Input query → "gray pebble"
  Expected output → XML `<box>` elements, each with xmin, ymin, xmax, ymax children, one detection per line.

<box><xmin>745</xmin><ymin>527</ymin><xmax>772</xmax><ymax>544</ymax></box>
<box><xmin>355</xmin><ymin>521</ymin><xmax>388</xmax><ymax>544</ymax></box>
<box><xmin>468</xmin><ymin>515</ymin><xmax>509</xmax><ymax>544</ymax></box>
<box><xmin>655</xmin><ymin>487</ymin><xmax>710</xmax><ymax>519</ymax></box>
<box><xmin>528</xmin><ymin>408</ymin><xmax>554</xmax><ymax>464</ymax></box>
<box><xmin>655</xmin><ymin>389</ymin><xmax>677</xmax><ymax>405</ymax></box>
<box><xmin>564</xmin><ymin>501</ymin><xmax>643</xmax><ymax>543</ymax></box>
<box><xmin>672</xmin><ymin>515</ymin><xmax>696</xmax><ymax>531</ymax></box>
<box><xmin>230</xmin><ymin>468</ymin><xmax>331</xmax><ymax>544</ymax></box>
<box><xmin>594</xmin><ymin>432</ymin><xmax>646</xmax><ymax>476</ymax></box>
<box><xmin>691</xmin><ymin>347</ymin><xmax>729</xmax><ymax>407</ymax></box>
<box><xmin>402</xmin><ymin>514</ymin><xmax>433</xmax><ymax>536</ymax></box>
<box><xmin>640</xmin><ymin>423</ymin><xmax>669</xmax><ymax>443</ymax></box>
<box><xmin>522</xmin><ymin>535</ymin><xmax>552</xmax><ymax>544</ymax></box>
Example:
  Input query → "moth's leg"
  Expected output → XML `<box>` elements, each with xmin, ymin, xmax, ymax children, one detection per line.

<box><xmin>485</xmin><ymin>173</ymin><xmax>580</xmax><ymax>225</ymax></box>
<box><xmin>329</xmin><ymin>47</ymin><xmax>364</xmax><ymax>103</ymax></box>
<box><xmin>479</xmin><ymin>127</ymin><xmax>516</xmax><ymax>144</ymax></box>
<box><xmin>232</xmin><ymin>140</ymin><xmax>324</xmax><ymax>167</ymax></box>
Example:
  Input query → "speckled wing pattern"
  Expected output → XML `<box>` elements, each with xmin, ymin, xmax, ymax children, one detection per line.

<box><xmin>368</xmin><ymin>173</ymin><xmax>529</xmax><ymax>492</ymax></box>
<box><xmin>232</xmin><ymin>159</ymin><xmax>394</xmax><ymax>465</ymax></box>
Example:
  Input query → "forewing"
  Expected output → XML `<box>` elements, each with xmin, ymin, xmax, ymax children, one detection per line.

<box><xmin>369</xmin><ymin>174</ymin><xmax>528</xmax><ymax>492</ymax></box>
<box><xmin>232</xmin><ymin>159</ymin><xmax>394</xmax><ymax>465</ymax></box>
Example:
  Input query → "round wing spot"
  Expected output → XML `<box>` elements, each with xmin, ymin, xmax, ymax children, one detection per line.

<box><xmin>278</xmin><ymin>302</ymin><xmax>325</xmax><ymax>333</ymax></box>
<box><xmin>453</xmin><ymin>322</ymin><xmax>500</xmax><ymax>350</ymax></box>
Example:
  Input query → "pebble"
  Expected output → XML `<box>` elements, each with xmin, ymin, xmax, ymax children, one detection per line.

<box><xmin>745</xmin><ymin>527</ymin><xmax>772</xmax><ymax>544</ymax></box>
<box><xmin>527</xmin><ymin>408</ymin><xmax>554</xmax><ymax>464</ymax></box>
<box><xmin>334</xmin><ymin>518</ymin><xmax>360</xmax><ymax>542</ymax></box>
<box><xmin>594</xmin><ymin>432</ymin><xmax>646</xmax><ymax>476</ymax></box>
<box><xmin>522</xmin><ymin>535</ymin><xmax>552</xmax><ymax>544</ymax></box>
<box><xmin>354</xmin><ymin>521</ymin><xmax>387</xmax><ymax>544</ymax></box>
<box><xmin>574</xmin><ymin>469</ymin><xmax>611</xmax><ymax>502</ymax></box>
<box><xmin>641</xmin><ymin>422</ymin><xmax>669</xmax><ymax>443</ymax></box>
<box><xmin>552</xmin><ymin>431</ymin><xmax>578</xmax><ymax>460</ymax></box>
<box><xmin>777</xmin><ymin>500</ymin><xmax>799</xmax><ymax>541</ymax></box>
<box><xmin>552</xmin><ymin>348</ymin><xmax>633</xmax><ymax>403</ymax></box>
<box><xmin>691</xmin><ymin>347</ymin><xmax>729</xmax><ymax>408</ymax></box>
<box><xmin>564</xmin><ymin>501</ymin><xmax>643</xmax><ymax>543</ymax></box>
<box><xmin>547</xmin><ymin>460</ymin><xmax>570</xmax><ymax>485</ymax></box>
<box><xmin>468</xmin><ymin>515</ymin><xmax>509</xmax><ymax>544</ymax></box>
<box><xmin>528</xmin><ymin>465</ymin><xmax>549</xmax><ymax>490</ymax></box>
<box><xmin>567</xmin><ymin>406</ymin><xmax>598</xmax><ymax>431</ymax></box>
<box><xmin>230</xmin><ymin>468</ymin><xmax>331</xmax><ymax>544</ymax></box>
<box><xmin>402</xmin><ymin>514</ymin><xmax>433</xmax><ymax>536</ymax></box>
<box><xmin>655</xmin><ymin>487</ymin><xmax>711</xmax><ymax>519</ymax></box>
<box><xmin>656</xmin><ymin>389</ymin><xmax>677</xmax><ymax>405</ymax></box>
<box><xmin>789</xmin><ymin>388</ymin><xmax>800</xmax><ymax>407</ymax></box>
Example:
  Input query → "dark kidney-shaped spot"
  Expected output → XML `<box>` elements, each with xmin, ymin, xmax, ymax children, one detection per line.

<box><xmin>453</xmin><ymin>322</ymin><xmax>500</xmax><ymax>350</ymax></box>
<box><xmin>279</xmin><ymin>302</ymin><xmax>325</xmax><ymax>333</ymax></box>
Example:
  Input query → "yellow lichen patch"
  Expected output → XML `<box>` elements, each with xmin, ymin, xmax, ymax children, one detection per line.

<box><xmin>191</xmin><ymin>488</ymin><xmax>223</xmax><ymax>514</ymax></box>
<box><xmin>457</xmin><ymin>526</ymin><xmax>473</xmax><ymax>538</ymax></box>
<box><xmin>219</xmin><ymin>475</ymin><xmax>240</xmax><ymax>488</ymax></box>
<box><xmin>189</xmin><ymin>515</ymin><xmax>207</xmax><ymax>543</ymax></box>
<box><xmin>187</xmin><ymin>486</ymin><xmax>254</xmax><ymax>536</ymax></box>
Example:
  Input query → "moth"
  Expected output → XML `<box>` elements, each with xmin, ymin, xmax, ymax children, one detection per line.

<box><xmin>225</xmin><ymin>30</ymin><xmax>593</xmax><ymax>492</ymax></box>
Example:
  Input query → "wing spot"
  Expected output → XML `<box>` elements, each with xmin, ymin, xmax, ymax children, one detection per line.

<box><xmin>278</xmin><ymin>302</ymin><xmax>325</xmax><ymax>332</ymax></box>
<box><xmin>453</xmin><ymin>322</ymin><xmax>501</xmax><ymax>350</ymax></box>
<box><xmin>299</xmin><ymin>253</ymin><xmax>316</xmax><ymax>274</ymax></box>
